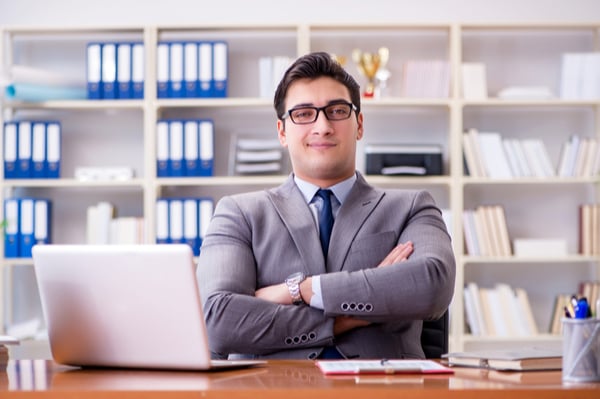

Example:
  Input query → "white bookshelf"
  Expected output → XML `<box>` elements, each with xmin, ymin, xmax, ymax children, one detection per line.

<box><xmin>1</xmin><ymin>23</ymin><xmax>599</xmax><ymax>352</ymax></box>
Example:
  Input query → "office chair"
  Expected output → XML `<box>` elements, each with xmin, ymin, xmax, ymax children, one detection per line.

<box><xmin>420</xmin><ymin>310</ymin><xmax>449</xmax><ymax>359</ymax></box>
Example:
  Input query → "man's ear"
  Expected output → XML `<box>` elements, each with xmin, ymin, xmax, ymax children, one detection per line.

<box><xmin>356</xmin><ymin>112</ymin><xmax>364</xmax><ymax>140</ymax></box>
<box><xmin>277</xmin><ymin>119</ymin><xmax>288</xmax><ymax>147</ymax></box>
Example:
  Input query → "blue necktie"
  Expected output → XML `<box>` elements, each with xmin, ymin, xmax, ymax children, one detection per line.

<box><xmin>315</xmin><ymin>189</ymin><xmax>344</xmax><ymax>360</ymax></box>
<box><xmin>316</xmin><ymin>189</ymin><xmax>334</xmax><ymax>255</ymax></box>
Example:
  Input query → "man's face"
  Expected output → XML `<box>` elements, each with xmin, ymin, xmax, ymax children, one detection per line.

<box><xmin>277</xmin><ymin>76</ymin><xmax>364</xmax><ymax>187</ymax></box>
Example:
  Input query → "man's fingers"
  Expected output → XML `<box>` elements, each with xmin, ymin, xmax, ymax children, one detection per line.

<box><xmin>377</xmin><ymin>241</ymin><xmax>414</xmax><ymax>267</ymax></box>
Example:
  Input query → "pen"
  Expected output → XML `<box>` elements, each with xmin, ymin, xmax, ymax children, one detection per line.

<box><xmin>570</xmin><ymin>295</ymin><xmax>579</xmax><ymax>309</ymax></box>
<box><xmin>564</xmin><ymin>305</ymin><xmax>573</xmax><ymax>318</ymax></box>
<box><xmin>574</xmin><ymin>297</ymin><xmax>589</xmax><ymax>319</ymax></box>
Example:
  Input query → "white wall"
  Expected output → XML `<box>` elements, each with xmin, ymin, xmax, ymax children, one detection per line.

<box><xmin>0</xmin><ymin>0</ymin><xmax>599</xmax><ymax>27</ymax></box>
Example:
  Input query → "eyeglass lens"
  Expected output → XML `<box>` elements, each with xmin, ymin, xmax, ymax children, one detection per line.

<box><xmin>289</xmin><ymin>103</ymin><xmax>353</xmax><ymax>124</ymax></box>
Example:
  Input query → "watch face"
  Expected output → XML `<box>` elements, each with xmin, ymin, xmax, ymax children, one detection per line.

<box><xmin>286</xmin><ymin>272</ymin><xmax>305</xmax><ymax>284</ymax></box>
<box><xmin>285</xmin><ymin>272</ymin><xmax>306</xmax><ymax>306</ymax></box>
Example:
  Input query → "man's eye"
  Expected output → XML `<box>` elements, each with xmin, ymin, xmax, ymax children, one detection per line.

<box><xmin>292</xmin><ymin>109</ymin><xmax>314</xmax><ymax>119</ymax></box>
<box><xmin>328</xmin><ymin>107</ymin><xmax>348</xmax><ymax>115</ymax></box>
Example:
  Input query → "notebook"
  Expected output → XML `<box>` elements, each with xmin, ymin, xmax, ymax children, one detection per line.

<box><xmin>32</xmin><ymin>244</ymin><xmax>265</xmax><ymax>371</ymax></box>
<box><xmin>442</xmin><ymin>348</ymin><xmax>562</xmax><ymax>371</ymax></box>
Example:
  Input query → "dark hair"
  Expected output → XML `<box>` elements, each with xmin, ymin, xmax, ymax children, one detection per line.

<box><xmin>273</xmin><ymin>52</ymin><xmax>361</xmax><ymax>121</ymax></box>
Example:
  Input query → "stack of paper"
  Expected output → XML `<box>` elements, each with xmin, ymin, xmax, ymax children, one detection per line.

<box><xmin>443</xmin><ymin>348</ymin><xmax>562</xmax><ymax>371</ymax></box>
<box><xmin>230</xmin><ymin>135</ymin><xmax>287</xmax><ymax>175</ymax></box>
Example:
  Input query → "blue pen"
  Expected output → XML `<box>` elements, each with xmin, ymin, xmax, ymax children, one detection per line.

<box><xmin>574</xmin><ymin>298</ymin><xmax>589</xmax><ymax>319</ymax></box>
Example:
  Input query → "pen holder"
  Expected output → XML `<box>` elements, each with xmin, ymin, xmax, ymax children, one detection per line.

<box><xmin>562</xmin><ymin>317</ymin><xmax>600</xmax><ymax>383</ymax></box>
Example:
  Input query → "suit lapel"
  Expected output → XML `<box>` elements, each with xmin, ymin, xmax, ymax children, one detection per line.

<box><xmin>268</xmin><ymin>175</ymin><xmax>326</xmax><ymax>275</ymax></box>
<box><xmin>327</xmin><ymin>174</ymin><xmax>384</xmax><ymax>272</ymax></box>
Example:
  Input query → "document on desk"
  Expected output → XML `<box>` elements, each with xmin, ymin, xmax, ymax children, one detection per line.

<box><xmin>442</xmin><ymin>348</ymin><xmax>562</xmax><ymax>371</ymax></box>
<box><xmin>316</xmin><ymin>359</ymin><xmax>454</xmax><ymax>375</ymax></box>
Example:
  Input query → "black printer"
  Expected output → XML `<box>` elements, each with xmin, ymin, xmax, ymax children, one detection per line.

<box><xmin>365</xmin><ymin>144</ymin><xmax>443</xmax><ymax>175</ymax></box>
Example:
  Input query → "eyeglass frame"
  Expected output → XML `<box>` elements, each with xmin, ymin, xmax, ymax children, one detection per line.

<box><xmin>281</xmin><ymin>101</ymin><xmax>358</xmax><ymax>125</ymax></box>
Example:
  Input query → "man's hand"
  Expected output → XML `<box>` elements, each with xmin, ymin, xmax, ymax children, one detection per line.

<box><xmin>255</xmin><ymin>283</ymin><xmax>291</xmax><ymax>304</ymax></box>
<box><xmin>377</xmin><ymin>241</ymin><xmax>413</xmax><ymax>268</ymax></box>
<box><xmin>256</xmin><ymin>277</ymin><xmax>314</xmax><ymax>305</ymax></box>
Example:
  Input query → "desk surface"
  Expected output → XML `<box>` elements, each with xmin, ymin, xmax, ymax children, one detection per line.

<box><xmin>1</xmin><ymin>359</ymin><xmax>599</xmax><ymax>398</ymax></box>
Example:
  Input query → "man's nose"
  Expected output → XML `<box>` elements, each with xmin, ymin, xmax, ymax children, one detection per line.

<box><xmin>313</xmin><ymin>109</ymin><xmax>333</xmax><ymax>130</ymax></box>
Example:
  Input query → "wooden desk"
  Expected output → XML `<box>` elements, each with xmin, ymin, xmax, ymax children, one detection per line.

<box><xmin>1</xmin><ymin>359</ymin><xmax>599</xmax><ymax>398</ymax></box>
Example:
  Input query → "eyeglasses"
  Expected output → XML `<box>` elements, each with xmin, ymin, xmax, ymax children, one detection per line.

<box><xmin>283</xmin><ymin>102</ymin><xmax>357</xmax><ymax>125</ymax></box>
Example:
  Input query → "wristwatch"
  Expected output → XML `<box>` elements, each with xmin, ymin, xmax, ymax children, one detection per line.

<box><xmin>285</xmin><ymin>272</ymin><xmax>306</xmax><ymax>305</ymax></box>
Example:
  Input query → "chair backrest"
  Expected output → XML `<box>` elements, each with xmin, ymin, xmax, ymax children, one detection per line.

<box><xmin>420</xmin><ymin>310</ymin><xmax>449</xmax><ymax>359</ymax></box>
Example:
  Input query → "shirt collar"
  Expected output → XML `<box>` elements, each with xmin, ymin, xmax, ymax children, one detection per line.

<box><xmin>294</xmin><ymin>173</ymin><xmax>357</xmax><ymax>205</ymax></box>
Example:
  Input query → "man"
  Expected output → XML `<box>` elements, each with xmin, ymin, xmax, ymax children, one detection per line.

<box><xmin>197</xmin><ymin>52</ymin><xmax>455</xmax><ymax>360</ymax></box>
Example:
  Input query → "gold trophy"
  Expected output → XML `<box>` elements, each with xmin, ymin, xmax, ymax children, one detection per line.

<box><xmin>330</xmin><ymin>53</ymin><xmax>347</xmax><ymax>67</ymax></box>
<box><xmin>352</xmin><ymin>47</ymin><xmax>389</xmax><ymax>98</ymax></box>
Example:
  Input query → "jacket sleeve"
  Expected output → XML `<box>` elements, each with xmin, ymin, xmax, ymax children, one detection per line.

<box><xmin>319</xmin><ymin>190</ymin><xmax>455</xmax><ymax>322</ymax></box>
<box><xmin>196</xmin><ymin>195</ymin><xmax>336</xmax><ymax>356</ymax></box>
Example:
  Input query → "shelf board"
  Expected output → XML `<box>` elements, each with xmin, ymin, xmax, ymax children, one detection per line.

<box><xmin>461</xmin><ymin>99</ymin><xmax>600</xmax><ymax>107</ymax></box>
<box><xmin>462</xmin><ymin>333</ymin><xmax>561</xmax><ymax>343</ymax></box>
<box><xmin>361</xmin><ymin>98</ymin><xmax>452</xmax><ymax>107</ymax></box>
<box><xmin>156</xmin><ymin>175</ymin><xmax>287</xmax><ymax>186</ymax></box>
<box><xmin>460</xmin><ymin>22</ymin><xmax>600</xmax><ymax>30</ymax></box>
<box><xmin>1</xmin><ymin>258</ymin><xmax>34</xmax><ymax>266</ymax></box>
<box><xmin>2</xmin><ymin>178</ymin><xmax>146</xmax><ymax>189</ymax></box>
<box><xmin>4</xmin><ymin>99</ymin><xmax>145</xmax><ymax>110</ymax></box>
<box><xmin>462</xmin><ymin>177</ymin><xmax>600</xmax><ymax>185</ymax></box>
<box><xmin>463</xmin><ymin>255</ymin><xmax>599</xmax><ymax>263</ymax></box>
<box><xmin>155</xmin><ymin>97</ymin><xmax>272</xmax><ymax>109</ymax></box>
<box><xmin>366</xmin><ymin>175</ymin><xmax>452</xmax><ymax>186</ymax></box>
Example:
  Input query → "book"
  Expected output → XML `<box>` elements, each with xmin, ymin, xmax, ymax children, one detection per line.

<box><xmin>442</xmin><ymin>348</ymin><xmax>562</xmax><ymax>371</ymax></box>
<box><xmin>315</xmin><ymin>359</ymin><xmax>454</xmax><ymax>375</ymax></box>
<box><xmin>465</xmin><ymin>282</ymin><xmax>487</xmax><ymax>336</ymax></box>
<box><xmin>477</xmin><ymin>132</ymin><xmax>513</xmax><ymax>179</ymax></box>
<box><xmin>455</xmin><ymin>366</ymin><xmax>562</xmax><ymax>385</ymax></box>
<box><xmin>549</xmin><ymin>293</ymin><xmax>573</xmax><ymax>334</ymax></box>
<box><xmin>513</xmin><ymin>238</ymin><xmax>567</xmax><ymax>257</ymax></box>
<box><xmin>514</xmin><ymin>287</ymin><xmax>539</xmax><ymax>335</ymax></box>
<box><xmin>461</xmin><ymin>62</ymin><xmax>488</xmax><ymax>100</ymax></box>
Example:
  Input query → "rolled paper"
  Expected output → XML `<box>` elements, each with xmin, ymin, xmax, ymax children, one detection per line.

<box><xmin>5</xmin><ymin>83</ymin><xmax>87</xmax><ymax>101</ymax></box>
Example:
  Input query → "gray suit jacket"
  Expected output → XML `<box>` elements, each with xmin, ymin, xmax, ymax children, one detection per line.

<box><xmin>197</xmin><ymin>172</ymin><xmax>455</xmax><ymax>359</ymax></box>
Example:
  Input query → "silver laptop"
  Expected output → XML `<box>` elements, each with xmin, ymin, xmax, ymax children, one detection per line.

<box><xmin>32</xmin><ymin>244</ymin><xmax>264</xmax><ymax>370</ymax></box>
